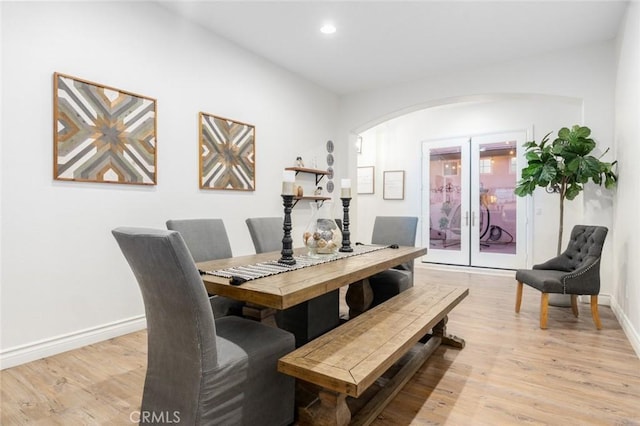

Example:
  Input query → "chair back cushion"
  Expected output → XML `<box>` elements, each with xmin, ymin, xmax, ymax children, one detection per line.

<box><xmin>562</xmin><ymin>225</ymin><xmax>608</xmax><ymax>270</ymax></box>
<box><xmin>371</xmin><ymin>216</ymin><xmax>419</xmax><ymax>273</ymax></box>
<box><xmin>371</xmin><ymin>216</ymin><xmax>419</xmax><ymax>246</ymax></box>
<box><xmin>112</xmin><ymin>227</ymin><xmax>219</xmax><ymax>420</ymax></box>
<box><xmin>166</xmin><ymin>218</ymin><xmax>232</xmax><ymax>262</ymax></box>
<box><xmin>245</xmin><ymin>217</ymin><xmax>283</xmax><ymax>254</ymax></box>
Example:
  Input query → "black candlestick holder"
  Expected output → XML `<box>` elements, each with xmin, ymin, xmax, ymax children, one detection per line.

<box><xmin>339</xmin><ymin>197</ymin><xmax>353</xmax><ymax>252</ymax></box>
<box><xmin>279</xmin><ymin>194</ymin><xmax>296</xmax><ymax>265</ymax></box>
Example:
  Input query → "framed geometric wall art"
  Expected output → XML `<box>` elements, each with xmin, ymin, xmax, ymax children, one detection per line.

<box><xmin>199</xmin><ymin>112</ymin><xmax>255</xmax><ymax>191</ymax></box>
<box><xmin>53</xmin><ymin>72</ymin><xmax>157</xmax><ymax>185</ymax></box>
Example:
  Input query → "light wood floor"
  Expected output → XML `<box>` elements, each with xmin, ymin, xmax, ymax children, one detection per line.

<box><xmin>2</xmin><ymin>268</ymin><xmax>639</xmax><ymax>425</ymax></box>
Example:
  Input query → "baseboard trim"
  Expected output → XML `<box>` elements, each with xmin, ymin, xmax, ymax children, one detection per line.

<box><xmin>417</xmin><ymin>264</ymin><xmax>617</xmax><ymax>308</ymax></box>
<box><xmin>610</xmin><ymin>296</ymin><xmax>640</xmax><ymax>359</ymax></box>
<box><xmin>0</xmin><ymin>315</ymin><xmax>146</xmax><ymax>370</ymax></box>
<box><xmin>417</xmin><ymin>262</ymin><xmax>516</xmax><ymax>277</ymax></box>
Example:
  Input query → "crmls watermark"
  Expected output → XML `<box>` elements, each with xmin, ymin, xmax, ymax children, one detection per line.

<box><xmin>129</xmin><ymin>410</ymin><xmax>181</xmax><ymax>424</ymax></box>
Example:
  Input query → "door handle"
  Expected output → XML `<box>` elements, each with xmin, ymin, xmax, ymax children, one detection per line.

<box><xmin>471</xmin><ymin>211</ymin><xmax>476</xmax><ymax>227</ymax></box>
<box><xmin>465</xmin><ymin>211</ymin><xmax>469</xmax><ymax>226</ymax></box>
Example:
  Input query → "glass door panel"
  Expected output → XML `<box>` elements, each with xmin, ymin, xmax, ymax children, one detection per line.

<box><xmin>422</xmin><ymin>131</ymin><xmax>528</xmax><ymax>269</ymax></box>
<box><xmin>471</xmin><ymin>132</ymin><xmax>527</xmax><ymax>269</ymax></box>
<box><xmin>421</xmin><ymin>138</ymin><xmax>470</xmax><ymax>265</ymax></box>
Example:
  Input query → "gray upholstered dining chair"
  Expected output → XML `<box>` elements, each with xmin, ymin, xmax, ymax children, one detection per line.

<box><xmin>515</xmin><ymin>225</ymin><xmax>608</xmax><ymax>329</ymax></box>
<box><xmin>245</xmin><ymin>216</ymin><xmax>340</xmax><ymax>347</ymax></box>
<box><xmin>112</xmin><ymin>227</ymin><xmax>295</xmax><ymax>426</ymax></box>
<box><xmin>368</xmin><ymin>216</ymin><xmax>419</xmax><ymax>307</ymax></box>
<box><xmin>245</xmin><ymin>217</ymin><xmax>283</xmax><ymax>254</ymax></box>
<box><xmin>166</xmin><ymin>218</ymin><xmax>243</xmax><ymax>318</ymax></box>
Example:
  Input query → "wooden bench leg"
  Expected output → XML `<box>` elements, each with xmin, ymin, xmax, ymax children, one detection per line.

<box><xmin>432</xmin><ymin>315</ymin><xmax>465</xmax><ymax>349</ymax></box>
<box><xmin>299</xmin><ymin>389</ymin><xmax>351</xmax><ymax>426</ymax></box>
<box><xmin>345</xmin><ymin>278</ymin><xmax>373</xmax><ymax>319</ymax></box>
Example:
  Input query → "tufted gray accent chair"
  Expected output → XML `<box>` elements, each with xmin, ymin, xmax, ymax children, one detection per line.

<box><xmin>368</xmin><ymin>216</ymin><xmax>419</xmax><ymax>308</ymax></box>
<box><xmin>166</xmin><ymin>219</ymin><xmax>244</xmax><ymax>318</ymax></box>
<box><xmin>112</xmin><ymin>227</ymin><xmax>295</xmax><ymax>425</ymax></box>
<box><xmin>515</xmin><ymin>225</ymin><xmax>608</xmax><ymax>329</ymax></box>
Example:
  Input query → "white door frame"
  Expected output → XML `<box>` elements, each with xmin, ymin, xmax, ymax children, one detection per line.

<box><xmin>421</xmin><ymin>130</ymin><xmax>532</xmax><ymax>269</ymax></box>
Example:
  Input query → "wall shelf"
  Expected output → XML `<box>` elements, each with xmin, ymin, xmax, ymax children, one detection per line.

<box><xmin>285</xmin><ymin>167</ymin><xmax>329</xmax><ymax>185</ymax></box>
<box><xmin>285</xmin><ymin>167</ymin><xmax>331</xmax><ymax>207</ymax></box>
<box><xmin>293</xmin><ymin>195</ymin><xmax>331</xmax><ymax>207</ymax></box>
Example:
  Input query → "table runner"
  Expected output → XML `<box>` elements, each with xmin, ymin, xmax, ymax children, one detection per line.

<box><xmin>202</xmin><ymin>244</ymin><xmax>388</xmax><ymax>282</ymax></box>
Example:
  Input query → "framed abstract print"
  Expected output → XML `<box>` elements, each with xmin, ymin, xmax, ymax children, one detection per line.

<box><xmin>53</xmin><ymin>72</ymin><xmax>157</xmax><ymax>185</ymax></box>
<box><xmin>199</xmin><ymin>112</ymin><xmax>255</xmax><ymax>191</ymax></box>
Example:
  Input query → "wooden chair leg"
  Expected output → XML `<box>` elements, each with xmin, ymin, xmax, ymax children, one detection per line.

<box><xmin>570</xmin><ymin>295</ymin><xmax>579</xmax><ymax>317</ymax></box>
<box><xmin>591</xmin><ymin>295</ymin><xmax>602</xmax><ymax>330</ymax></box>
<box><xmin>515</xmin><ymin>281</ymin><xmax>523</xmax><ymax>313</ymax></box>
<box><xmin>540</xmin><ymin>293</ymin><xmax>549</xmax><ymax>329</ymax></box>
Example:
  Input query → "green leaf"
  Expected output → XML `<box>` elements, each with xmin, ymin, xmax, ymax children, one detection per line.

<box><xmin>525</xmin><ymin>151</ymin><xmax>540</xmax><ymax>162</ymax></box>
<box><xmin>514</xmin><ymin>185</ymin><xmax>528</xmax><ymax>197</ymax></box>
<box><xmin>539</xmin><ymin>132</ymin><xmax>552</xmax><ymax>149</ymax></box>
<box><xmin>604</xmin><ymin>174</ymin><xmax>617</xmax><ymax>189</ymax></box>
<box><xmin>582</xmin><ymin>156</ymin><xmax>602</xmax><ymax>178</ymax></box>
<box><xmin>521</xmin><ymin>164</ymin><xmax>540</xmax><ymax>178</ymax></box>
<box><xmin>569</xmin><ymin>137</ymin><xmax>595</xmax><ymax>156</ymax></box>
<box><xmin>566</xmin><ymin>157</ymin><xmax>580</xmax><ymax>173</ymax></box>
<box><xmin>558</xmin><ymin>127</ymin><xmax>571</xmax><ymax>140</ymax></box>
<box><xmin>565</xmin><ymin>183</ymin><xmax>582</xmax><ymax>200</ymax></box>
<box><xmin>515</xmin><ymin>180</ymin><xmax>538</xmax><ymax>197</ymax></box>
<box><xmin>539</xmin><ymin>162</ymin><xmax>557</xmax><ymax>182</ymax></box>
<box><xmin>575</xmin><ymin>126</ymin><xmax>591</xmax><ymax>138</ymax></box>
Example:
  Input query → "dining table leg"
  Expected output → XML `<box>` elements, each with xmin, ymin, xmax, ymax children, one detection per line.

<box><xmin>345</xmin><ymin>278</ymin><xmax>373</xmax><ymax>319</ymax></box>
<box><xmin>242</xmin><ymin>303</ymin><xmax>276</xmax><ymax>322</ymax></box>
<box><xmin>276</xmin><ymin>290</ymin><xmax>340</xmax><ymax>347</ymax></box>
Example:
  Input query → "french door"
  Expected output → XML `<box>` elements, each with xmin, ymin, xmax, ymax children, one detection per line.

<box><xmin>421</xmin><ymin>131</ymin><xmax>528</xmax><ymax>269</ymax></box>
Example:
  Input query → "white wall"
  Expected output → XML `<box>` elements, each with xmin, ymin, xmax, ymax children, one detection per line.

<box><xmin>341</xmin><ymin>27</ymin><xmax>639</xmax><ymax>354</ymax></box>
<box><xmin>356</xmin><ymin>96</ymin><xmax>584</xmax><ymax>269</ymax></box>
<box><xmin>613</xmin><ymin>2</ymin><xmax>640</xmax><ymax>357</ymax></box>
<box><xmin>342</xmin><ymin>41</ymin><xmax>616</xmax><ymax>276</ymax></box>
<box><xmin>0</xmin><ymin>3</ymin><xmax>4</xmax><ymax>347</ymax></box>
<box><xmin>0</xmin><ymin>2</ymin><xmax>339</xmax><ymax>367</ymax></box>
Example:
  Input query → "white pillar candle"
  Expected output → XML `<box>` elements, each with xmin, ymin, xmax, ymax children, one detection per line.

<box><xmin>341</xmin><ymin>178</ymin><xmax>351</xmax><ymax>198</ymax></box>
<box><xmin>282</xmin><ymin>170</ymin><xmax>296</xmax><ymax>195</ymax></box>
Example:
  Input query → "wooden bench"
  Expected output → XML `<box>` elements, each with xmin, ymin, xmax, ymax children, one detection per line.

<box><xmin>278</xmin><ymin>284</ymin><xmax>468</xmax><ymax>426</ymax></box>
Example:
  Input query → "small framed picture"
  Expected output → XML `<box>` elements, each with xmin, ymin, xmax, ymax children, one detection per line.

<box><xmin>383</xmin><ymin>170</ymin><xmax>405</xmax><ymax>200</ymax></box>
<box><xmin>357</xmin><ymin>166</ymin><xmax>374</xmax><ymax>194</ymax></box>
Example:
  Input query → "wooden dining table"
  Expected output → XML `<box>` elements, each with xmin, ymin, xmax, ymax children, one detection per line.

<box><xmin>197</xmin><ymin>245</ymin><xmax>427</xmax><ymax>312</ymax></box>
<box><xmin>198</xmin><ymin>245</ymin><xmax>426</xmax><ymax>346</ymax></box>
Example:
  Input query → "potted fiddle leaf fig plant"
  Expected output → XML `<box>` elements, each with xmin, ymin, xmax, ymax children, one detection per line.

<box><xmin>514</xmin><ymin>125</ymin><xmax>617</xmax><ymax>256</ymax></box>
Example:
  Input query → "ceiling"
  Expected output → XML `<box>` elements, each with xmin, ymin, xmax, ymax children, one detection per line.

<box><xmin>160</xmin><ymin>1</ymin><xmax>628</xmax><ymax>96</ymax></box>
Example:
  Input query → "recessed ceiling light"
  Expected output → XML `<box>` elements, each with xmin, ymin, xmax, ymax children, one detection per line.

<box><xmin>320</xmin><ymin>24</ymin><xmax>336</xmax><ymax>35</ymax></box>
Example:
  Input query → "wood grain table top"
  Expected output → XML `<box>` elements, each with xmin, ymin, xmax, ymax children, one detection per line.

<box><xmin>197</xmin><ymin>246</ymin><xmax>426</xmax><ymax>310</ymax></box>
